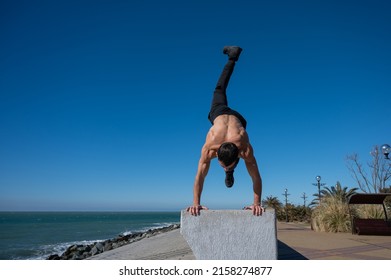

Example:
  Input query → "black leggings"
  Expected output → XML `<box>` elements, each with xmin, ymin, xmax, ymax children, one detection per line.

<box><xmin>208</xmin><ymin>59</ymin><xmax>247</xmax><ymax>129</ymax></box>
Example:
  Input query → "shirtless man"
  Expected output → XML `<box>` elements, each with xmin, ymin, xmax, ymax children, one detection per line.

<box><xmin>187</xmin><ymin>46</ymin><xmax>263</xmax><ymax>216</ymax></box>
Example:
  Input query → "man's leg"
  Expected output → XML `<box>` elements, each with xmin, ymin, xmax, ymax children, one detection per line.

<box><xmin>208</xmin><ymin>46</ymin><xmax>242</xmax><ymax>123</ymax></box>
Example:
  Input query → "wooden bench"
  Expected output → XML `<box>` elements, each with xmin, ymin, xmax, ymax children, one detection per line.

<box><xmin>353</xmin><ymin>218</ymin><xmax>391</xmax><ymax>235</ymax></box>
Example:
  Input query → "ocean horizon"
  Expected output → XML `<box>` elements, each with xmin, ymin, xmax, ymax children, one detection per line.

<box><xmin>0</xmin><ymin>211</ymin><xmax>181</xmax><ymax>260</ymax></box>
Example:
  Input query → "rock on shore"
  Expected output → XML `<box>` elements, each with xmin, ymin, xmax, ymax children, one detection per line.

<box><xmin>47</xmin><ymin>224</ymin><xmax>180</xmax><ymax>260</ymax></box>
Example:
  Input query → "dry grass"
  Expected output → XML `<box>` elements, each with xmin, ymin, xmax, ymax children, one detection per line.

<box><xmin>311</xmin><ymin>196</ymin><xmax>351</xmax><ymax>233</ymax></box>
<box><xmin>311</xmin><ymin>196</ymin><xmax>388</xmax><ymax>233</ymax></box>
<box><xmin>353</xmin><ymin>204</ymin><xmax>385</xmax><ymax>219</ymax></box>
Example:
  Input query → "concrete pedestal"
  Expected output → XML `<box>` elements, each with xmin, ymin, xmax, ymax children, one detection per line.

<box><xmin>180</xmin><ymin>209</ymin><xmax>277</xmax><ymax>260</ymax></box>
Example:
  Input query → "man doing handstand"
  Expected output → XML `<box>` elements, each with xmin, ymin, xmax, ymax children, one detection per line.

<box><xmin>187</xmin><ymin>46</ymin><xmax>263</xmax><ymax>216</ymax></box>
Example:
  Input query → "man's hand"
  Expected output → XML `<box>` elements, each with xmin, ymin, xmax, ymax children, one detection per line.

<box><xmin>186</xmin><ymin>205</ymin><xmax>208</xmax><ymax>216</ymax></box>
<box><xmin>243</xmin><ymin>204</ymin><xmax>264</xmax><ymax>216</ymax></box>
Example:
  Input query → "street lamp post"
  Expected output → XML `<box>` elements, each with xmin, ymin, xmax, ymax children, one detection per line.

<box><xmin>381</xmin><ymin>144</ymin><xmax>390</xmax><ymax>160</ymax></box>
<box><xmin>312</xmin><ymin>175</ymin><xmax>326</xmax><ymax>204</ymax></box>
<box><xmin>301</xmin><ymin>192</ymin><xmax>307</xmax><ymax>207</ymax></box>
<box><xmin>283</xmin><ymin>188</ymin><xmax>290</xmax><ymax>222</ymax></box>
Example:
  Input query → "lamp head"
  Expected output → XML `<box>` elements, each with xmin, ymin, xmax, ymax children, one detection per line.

<box><xmin>381</xmin><ymin>144</ymin><xmax>390</xmax><ymax>159</ymax></box>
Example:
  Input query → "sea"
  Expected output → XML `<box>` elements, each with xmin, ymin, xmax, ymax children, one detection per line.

<box><xmin>0</xmin><ymin>211</ymin><xmax>180</xmax><ymax>260</ymax></box>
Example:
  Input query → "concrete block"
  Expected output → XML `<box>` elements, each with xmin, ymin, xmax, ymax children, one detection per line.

<box><xmin>180</xmin><ymin>209</ymin><xmax>277</xmax><ymax>260</ymax></box>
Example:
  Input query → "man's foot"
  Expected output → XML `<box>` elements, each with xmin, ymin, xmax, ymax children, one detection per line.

<box><xmin>225</xmin><ymin>170</ymin><xmax>235</xmax><ymax>188</ymax></box>
<box><xmin>223</xmin><ymin>46</ymin><xmax>242</xmax><ymax>61</ymax></box>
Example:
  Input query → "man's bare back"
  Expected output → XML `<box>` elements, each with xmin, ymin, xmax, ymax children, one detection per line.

<box><xmin>204</xmin><ymin>115</ymin><xmax>250</xmax><ymax>161</ymax></box>
<box><xmin>190</xmin><ymin>114</ymin><xmax>262</xmax><ymax>216</ymax></box>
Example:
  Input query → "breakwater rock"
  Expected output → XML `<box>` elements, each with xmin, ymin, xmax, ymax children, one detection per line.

<box><xmin>47</xmin><ymin>224</ymin><xmax>180</xmax><ymax>260</ymax></box>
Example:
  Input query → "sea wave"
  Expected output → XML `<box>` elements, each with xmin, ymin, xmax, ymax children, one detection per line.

<box><xmin>28</xmin><ymin>239</ymin><xmax>105</xmax><ymax>260</ymax></box>
<box><xmin>31</xmin><ymin>223</ymin><xmax>178</xmax><ymax>260</ymax></box>
<box><xmin>121</xmin><ymin>222</ymin><xmax>176</xmax><ymax>236</ymax></box>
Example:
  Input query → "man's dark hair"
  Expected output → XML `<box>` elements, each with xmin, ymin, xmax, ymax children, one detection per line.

<box><xmin>217</xmin><ymin>142</ymin><xmax>239</xmax><ymax>166</ymax></box>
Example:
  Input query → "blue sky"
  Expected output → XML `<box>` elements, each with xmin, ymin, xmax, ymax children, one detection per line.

<box><xmin>1</xmin><ymin>0</ymin><xmax>390</xmax><ymax>211</ymax></box>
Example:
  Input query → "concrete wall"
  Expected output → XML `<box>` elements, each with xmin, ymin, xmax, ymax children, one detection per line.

<box><xmin>180</xmin><ymin>209</ymin><xmax>277</xmax><ymax>260</ymax></box>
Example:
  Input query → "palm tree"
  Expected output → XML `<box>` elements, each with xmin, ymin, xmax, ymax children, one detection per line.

<box><xmin>309</xmin><ymin>193</ymin><xmax>321</xmax><ymax>207</ymax></box>
<box><xmin>262</xmin><ymin>195</ymin><xmax>282</xmax><ymax>210</ymax></box>
<box><xmin>321</xmin><ymin>181</ymin><xmax>358</xmax><ymax>203</ymax></box>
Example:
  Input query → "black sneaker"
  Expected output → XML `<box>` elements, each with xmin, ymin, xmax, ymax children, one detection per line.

<box><xmin>225</xmin><ymin>170</ymin><xmax>234</xmax><ymax>188</ymax></box>
<box><xmin>223</xmin><ymin>46</ymin><xmax>242</xmax><ymax>61</ymax></box>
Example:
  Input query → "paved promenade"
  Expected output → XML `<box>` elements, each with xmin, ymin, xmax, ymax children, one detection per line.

<box><xmin>88</xmin><ymin>228</ymin><xmax>194</xmax><ymax>260</ymax></box>
<box><xmin>277</xmin><ymin>222</ymin><xmax>391</xmax><ymax>260</ymax></box>
<box><xmin>89</xmin><ymin>222</ymin><xmax>391</xmax><ymax>260</ymax></box>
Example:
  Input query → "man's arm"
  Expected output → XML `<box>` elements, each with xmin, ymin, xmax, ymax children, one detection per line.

<box><xmin>187</xmin><ymin>145</ymin><xmax>212</xmax><ymax>216</ymax></box>
<box><xmin>243</xmin><ymin>143</ymin><xmax>263</xmax><ymax>216</ymax></box>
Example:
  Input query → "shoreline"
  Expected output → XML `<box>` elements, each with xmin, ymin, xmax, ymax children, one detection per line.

<box><xmin>47</xmin><ymin>224</ymin><xmax>180</xmax><ymax>260</ymax></box>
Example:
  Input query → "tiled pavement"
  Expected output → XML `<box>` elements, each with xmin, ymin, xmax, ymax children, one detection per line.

<box><xmin>277</xmin><ymin>222</ymin><xmax>391</xmax><ymax>260</ymax></box>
